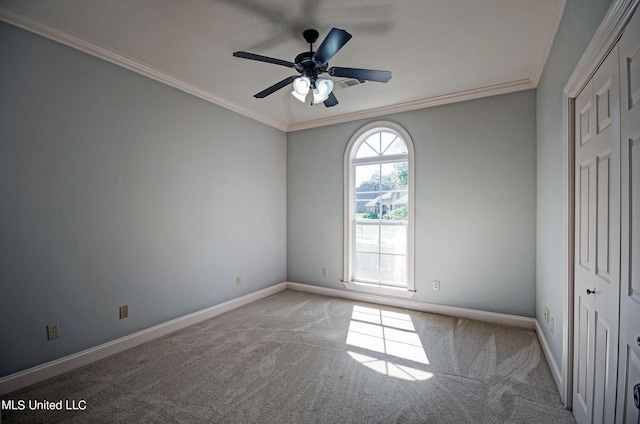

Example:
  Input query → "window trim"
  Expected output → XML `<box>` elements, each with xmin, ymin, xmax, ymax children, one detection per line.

<box><xmin>343</xmin><ymin>121</ymin><xmax>415</xmax><ymax>298</ymax></box>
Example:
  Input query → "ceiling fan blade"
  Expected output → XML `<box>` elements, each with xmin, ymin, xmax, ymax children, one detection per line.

<box><xmin>313</xmin><ymin>28</ymin><xmax>352</xmax><ymax>64</ymax></box>
<box><xmin>254</xmin><ymin>75</ymin><xmax>298</xmax><ymax>98</ymax></box>
<box><xmin>328</xmin><ymin>67</ymin><xmax>392</xmax><ymax>83</ymax></box>
<box><xmin>324</xmin><ymin>92</ymin><xmax>339</xmax><ymax>107</ymax></box>
<box><xmin>233</xmin><ymin>51</ymin><xmax>295</xmax><ymax>68</ymax></box>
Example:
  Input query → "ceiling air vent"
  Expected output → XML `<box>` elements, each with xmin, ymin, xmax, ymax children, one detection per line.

<box><xmin>336</xmin><ymin>79</ymin><xmax>366</xmax><ymax>89</ymax></box>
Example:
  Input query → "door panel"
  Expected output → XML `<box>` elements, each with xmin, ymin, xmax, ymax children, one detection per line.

<box><xmin>573</xmin><ymin>44</ymin><xmax>621</xmax><ymax>424</ymax></box>
<box><xmin>592</xmin><ymin>313</ymin><xmax>611</xmax><ymax>422</ymax></box>
<box><xmin>617</xmin><ymin>7</ymin><xmax>640</xmax><ymax>423</ymax></box>
<box><xmin>632</xmin><ymin>138</ymin><xmax>640</xmax><ymax>300</ymax></box>
<box><xmin>579</xmin><ymin>162</ymin><xmax>591</xmax><ymax>270</ymax></box>
<box><xmin>596</xmin><ymin>79</ymin><xmax>613</xmax><ymax>133</ymax></box>
<box><xmin>580</xmin><ymin>99</ymin><xmax>593</xmax><ymax>146</ymax></box>
<box><xmin>575</xmin><ymin>300</ymin><xmax>591</xmax><ymax>413</ymax></box>
<box><xmin>596</xmin><ymin>153</ymin><xmax>611</xmax><ymax>280</ymax></box>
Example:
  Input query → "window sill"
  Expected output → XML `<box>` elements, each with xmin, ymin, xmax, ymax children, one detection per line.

<box><xmin>342</xmin><ymin>281</ymin><xmax>416</xmax><ymax>299</ymax></box>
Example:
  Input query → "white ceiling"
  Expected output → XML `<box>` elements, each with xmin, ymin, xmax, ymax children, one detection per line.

<box><xmin>0</xmin><ymin>0</ymin><xmax>566</xmax><ymax>132</ymax></box>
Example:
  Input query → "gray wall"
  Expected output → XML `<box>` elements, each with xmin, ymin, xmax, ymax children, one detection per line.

<box><xmin>0</xmin><ymin>0</ymin><xmax>616</xmax><ymax>380</ymax></box>
<box><xmin>535</xmin><ymin>0</ymin><xmax>611</xmax><ymax>368</ymax></box>
<box><xmin>0</xmin><ymin>22</ymin><xmax>287</xmax><ymax>377</ymax></box>
<box><xmin>288</xmin><ymin>90</ymin><xmax>537</xmax><ymax>317</ymax></box>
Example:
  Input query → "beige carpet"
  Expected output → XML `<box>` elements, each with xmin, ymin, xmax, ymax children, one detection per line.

<box><xmin>1</xmin><ymin>290</ymin><xmax>575</xmax><ymax>423</ymax></box>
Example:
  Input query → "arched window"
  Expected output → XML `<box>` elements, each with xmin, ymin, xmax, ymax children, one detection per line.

<box><xmin>343</xmin><ymin>122</ymin><xmax>415</xmax><ymax>297</ymax></box>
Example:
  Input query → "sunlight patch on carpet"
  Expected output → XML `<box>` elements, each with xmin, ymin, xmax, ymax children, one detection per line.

<box><xmin>346</xmin><ymin>305</ymin><xmax>432</xmax><ymax>380</ymax></box>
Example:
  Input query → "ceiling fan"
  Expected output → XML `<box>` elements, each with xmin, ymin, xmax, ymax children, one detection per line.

<box><xmin>233</xmin><ymin>28</ymin><xmax>392</xmax><ymax>107</ymax></box>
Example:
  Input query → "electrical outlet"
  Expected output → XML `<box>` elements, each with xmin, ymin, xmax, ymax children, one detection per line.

<box><xmin>119</xmin><ymin>305</ymin><xmax>128</xmax><ymax>319</ymax></box>
<box><xmin>433</xmin><ymin>280</ymin><xmax>440</xmax><ymax>291</ymax></box>
<box><xmin>236</xmin><ymin>276</ymin><xmax>241</xmax><ymax>286</ymax></box>
<box><xmin>47</xmin><ymin>323</ymin><xmax>60</xmax><ymax>340</ymax></box>
<box><xmin>323</xmin><ymin>268</ymin><xmax>329</xmax><ymax>277</ymax></box>
<box><xmin>550</xmin><ymin>317</ymin><xmax>555</xmax><ymax>333</ymax></box>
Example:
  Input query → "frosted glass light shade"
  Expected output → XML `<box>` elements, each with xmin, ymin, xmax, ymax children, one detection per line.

<box><xmin>291</xmin><ymin>77</ymin><xmax>311</xmax><ymax>102</ymax></box>
<box><xmin>313</xmin><ymin>78</ymin><xmax>333</xmax><ymax>103</ymax></box>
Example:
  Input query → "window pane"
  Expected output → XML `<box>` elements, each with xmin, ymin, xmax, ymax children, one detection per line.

<box><xmin>380</xmin><ymin>254</ymin><xmax>406</xmax><ymax>286</ymax></box>
<box><xmin>380</xmin><ymin>132</ymin><xmax>397</xmax><ymax>154</ymax></box>
<box><xmin>355</xmin><ymin>224</ymin><xmax>379</xmax><ymax>253</ymax></box>
<box><xmin>380</xmin><ymin>132</ymin><xmax>397</xmax><ymax>155</ymax></box>
<box><xmin>364</xmin><ymin>133</ymin><xmax>381</xmax><ymax>154</ymax></box>
<box><xmin>364</xmin><ymin>161</ymin><xmax>403</xmax><ymax>221</ymax></box>
<box><xmin>380</xmin><ymin>162</ymin><xmax>394</xmax><ymax>220</ymax></box>
<box><xmin>355</xmin><ymin>165</ymin><xmax>380</xmax><ymax>184</ymax></box>
<box><xmin>355</xmin><ymin>164</ymin><xmax>381</xmax><ymax>220</ymax></box>
<box><xmin>380</xmin><ymin>225</ymin><xmax>406</xmax><ymax>255</ymax></box>
<box><xmin>379</xmin><ymin>162</ymin><xmax>408</xmax><ymax>191</ymax></box>
<box><xmin>386</xmin><ymin>137</ymin><xmax>408</xmax><ymax>155</ymax></box>
<box><xmin>355</xmin><ymin>252</ymin><xmax>379</xmax><ymax>282</ymax></box>
<box><xmin>378</xmin><ymin>163</ymin><xmax>408</xmax><ymax>220</ymax></box>
<box><xmin>355</xmin><ymin>140</ymin><xmax>378</xmax><ymax>158</ymax></box>
<box><xmin>391</xmin><ymin>162</ymin><xmax>408</xmax><ymax>190</ymax></box>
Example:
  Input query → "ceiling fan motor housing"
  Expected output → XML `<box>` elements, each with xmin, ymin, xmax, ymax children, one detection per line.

<box><xmin>294</xmin><ymin>51</ymin><xmax>327</xmax><ymax>83</ymax></box>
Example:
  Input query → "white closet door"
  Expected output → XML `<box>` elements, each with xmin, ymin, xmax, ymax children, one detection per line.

<box><xmin>573</xmin><ymin>44</ymin><xmax>621</xmax><ymax>424</ymax></box>
<box><xmin>616</xmin><ymin>6</ymin><xmax>640</xmax><ymax>424</ymax></box>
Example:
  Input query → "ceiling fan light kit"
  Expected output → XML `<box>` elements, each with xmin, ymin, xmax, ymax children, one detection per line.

<box><xmin>233</xmin><ymin>27</ymin><xmax>391</xmax><ymax>108</ymax></box>
<box><xmin>291</xmin><ymin>76</ymin><xmax>311</xmax><ymax>102</ymax></box>
<box><xmin>312</xmin><ymin>78</ymin><xmax>333</xmax><ymax>103</ymax></box>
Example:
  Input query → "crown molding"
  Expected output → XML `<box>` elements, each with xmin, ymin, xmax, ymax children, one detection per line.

<box><xmin>0</xmin><ymin>6</ymin><xmax>289</xmax><ymax>132</ymax></box>
<box><xmin>1</xmin><ymin>4</ymin><xmax>556</xmax><ymax>134</ymax></box>
<box><xmin>286</xmin><ymin>78</ymin><xmax>536</xmax><ymax>132</ymax></box>
<box><xmin>530</xmin><ymin>0</ymin><xmax>567</xmax><ymax>86</ymax></box>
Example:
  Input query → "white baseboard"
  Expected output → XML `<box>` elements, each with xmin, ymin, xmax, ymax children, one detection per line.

<box><xmin>287</xmin><ymin>282</ymin><xmax>566</xmax><ymax>391</ymax></box>
<box><xmin>1</xmin><ymin>281</ymin><xmax>554</xmax><ymax>397</ymax></box>
<box><xmin>0</xmin><ymin>282</ymin><xmax>287</xmax><ymax>396</ymax></box>
<box><xmin>535</xmin><ymin>319</ymin><xmax>563</xmax><ymax>394</ymax></box>
<box><xmin>285</xmin><ymin>282</ymin><xmax>536</xmax><ymax>330</ymax></box>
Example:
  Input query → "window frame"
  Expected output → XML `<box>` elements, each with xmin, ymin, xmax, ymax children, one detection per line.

<box><xmin>343</xmin><ymin>121</ymin><xmax>415</xmax><ymax>298</ymax></box>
